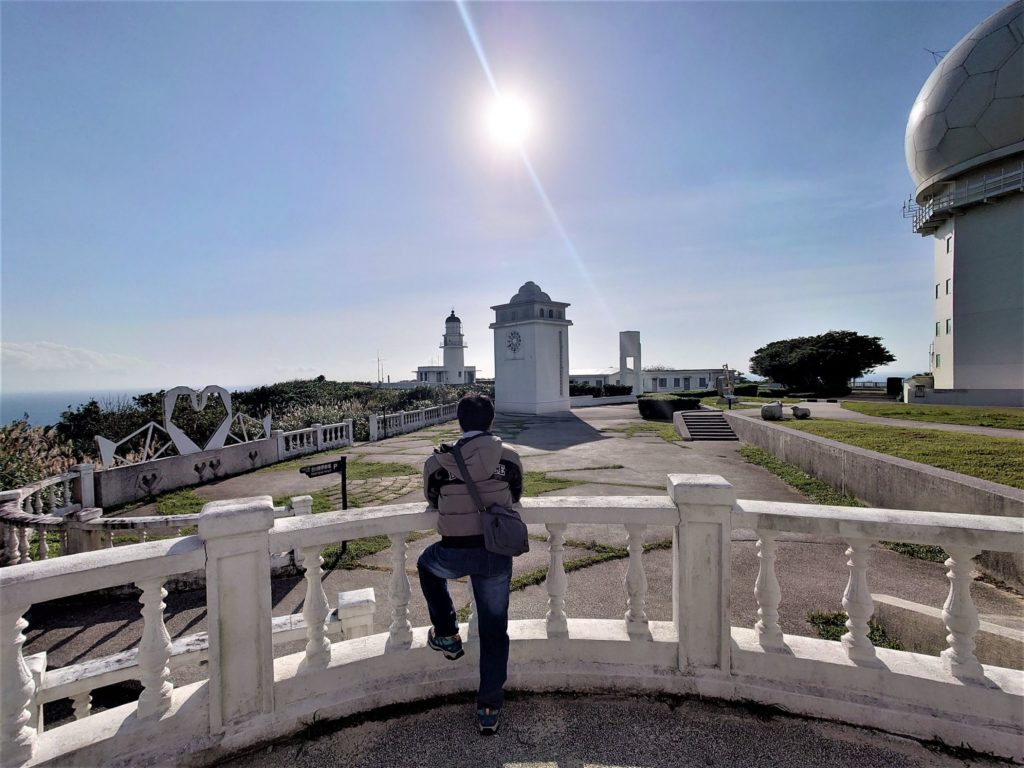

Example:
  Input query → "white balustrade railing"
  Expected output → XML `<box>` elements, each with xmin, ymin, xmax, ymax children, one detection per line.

<box><xmin>1</xmin><ymin>477</ymin><xmax>1021</xmax><ymax>768</ymax></box>
<box><xmin>278</xmin><ymin>419</ymin><xmax>353</xmax><ymax>458</ymax></box>
<box><xmin>368</xmin><ymin>402</ymin><xmax>458</xmax><ymax>441</ymax></box>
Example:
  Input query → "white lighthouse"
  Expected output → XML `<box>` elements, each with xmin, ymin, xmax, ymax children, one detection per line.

<box><xmin>415</xmin><ymin>310</ymin><xmax>476</xmax><ymax>385</ymax></box>
<box><xmin>490</xmin><ymin>281</ymin><xmax>572</xmax><ymax>414</ymax></box>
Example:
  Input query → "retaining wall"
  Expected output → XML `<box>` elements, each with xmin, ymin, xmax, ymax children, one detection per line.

<box><xmin>95</xmin><ymin>437</ymin><xmax>280</xmax><ymax>508</ymax></box>
<box><xmin>724</xmin><ymin>411</ymin><xmax>1024</xmax><ymax>589</ymax></box>
<box><xmin>569</xmin><ymin>395</ymin><xmax>638</xmax><ymax>408</ymax></box>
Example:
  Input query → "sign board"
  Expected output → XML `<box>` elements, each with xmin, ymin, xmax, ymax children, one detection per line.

<box><xmin>298</xmin><ymin>455</ymin><xmax>348</xmax><ymax>512</ymax></box>
<box><xmin>299</xmin><ymin>459</ymin><xmax>344</xmax><ymax>479</ymax></box>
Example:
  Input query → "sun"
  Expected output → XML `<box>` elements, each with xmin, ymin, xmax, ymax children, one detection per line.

<box><xmin>485</xmin><ymin>94</ymin><xmax>533</xmax><ymax>149</ymax></box>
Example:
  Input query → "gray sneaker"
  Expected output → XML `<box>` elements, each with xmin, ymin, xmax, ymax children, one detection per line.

<box><xmin>427</xmin><ymin>628</ymin><xmax>464</xmax><ymax>660</ymax></box>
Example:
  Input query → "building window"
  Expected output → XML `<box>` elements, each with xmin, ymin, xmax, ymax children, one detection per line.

<box><xmin>946</xmin><ymin>278</ymin><xmax>951</xmax><ymax>295</ymax></box>
<box><xmin>548</xmin><ymin>309</ymin><xmax>554</xmax><ymax>318</ymax></box>
<box><xmin>946</xmin><ymin>236</ymin><xmax>952</xmax><ymax>254</ymax></box>
<box><xmin>557</xmin><ymin>310</ymin><xmax>563</xmax><ymax>319</ymax></box>
<box><xmin>659</xmin><ymin>378</ymin><xmax>667</xmax><ymax>387</ymax></box>
<box><xmin>935</xmin><ymin>354</ymin><xmax>941</xmax><ymax>367</ymax></box>
<box><xmin>935</xmin><ymin>284</ymin><xmax>940</xmax><ymax>299</ymax></box>
<box><xmin>935</xmin><ymin>321</ymin><xmax>941</xmax><ymax>336</ymax></box>
<box><xmin>674</xmin><ymin>378</ymin><xmax>680</xmax><ymax>387</ymax></box>
<box><xmin>699</xmin><ymin>377</ymin><xmax>707</xmax><ymax>388</ymax></box>
<box><xmin>946</xmin><ymin>318</ymin><xmax>952</xmax><ymax>334</ymax></box>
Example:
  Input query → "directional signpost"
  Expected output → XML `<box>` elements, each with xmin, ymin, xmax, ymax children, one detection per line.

<box><xmin>299</xmin><ymin>456</ymin><xmax>349</xmax><ymax>553</ymax></box>
<box><xmin>299</xmin><ymin>455</ymin><xmax>348</xmax><ymax>510</ymax></box>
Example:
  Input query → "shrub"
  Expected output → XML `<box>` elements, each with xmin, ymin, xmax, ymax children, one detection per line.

<box><xmin>0</xmin><ymin>420</ymin><xmax>77</xmax><ymax>491</ymax></box>
<box><xmin>569</xmin><ymin>383</ymin><xmax>601</xmax><ymax>397</ymax></box>
<box><xmin>733</xmin><ymin>383</ymin><xmax>760</xmax><ymax>397</ymax></box>
<box><xmin>637</xmin><ymin>395</ymin><xmax>700</xmax><ymax>420</ymax></box>
<box><xmin>602</xmin><ymin>384</ymin><xmax>634</xmax><ymax>396</ymax></box>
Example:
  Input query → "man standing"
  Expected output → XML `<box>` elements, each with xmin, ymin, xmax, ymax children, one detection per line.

<box><xmin>418</xmin><ymin>393</ymin><xmax>523</xmax><ymax>734</ymax></box>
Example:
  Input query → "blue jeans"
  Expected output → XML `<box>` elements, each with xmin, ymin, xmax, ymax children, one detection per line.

<box><xmin>417</xmin><ymin>543</ymin><xmax>512</xmax><ymax>709</ymax></box>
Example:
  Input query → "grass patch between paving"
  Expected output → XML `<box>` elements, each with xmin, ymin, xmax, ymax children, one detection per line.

<box><xmin>155</xmin><ymin>489</ymin><xmax>207</xmax><ymax>516</ymax></box>
<box><xmin>523</xmin><ymin>471</ymin><xmax>586</xmax><ymax>497</ymax></box>
<box><xmin>841</xmin><ymin>401</ymin><xmax>1024</xmax><ymax>431</ymax></box>
<box><xmin>604</xmin><ymin>422</ymin><xmax>685</xmax><ymax>444</ymax></box>
<box><xmin>738</xmin><ymin>445</ymin><xmax>949</xmax><ymax>563</ymax></box>
<box><xmin>806</xmin><ymin>610</ymin><xmax>903</xmax><ymax>651</ymax></box>
<box><xmin>779</xmin><ymin>419</ymin><xmax>1024</xmax><ymax>489</ymax></box>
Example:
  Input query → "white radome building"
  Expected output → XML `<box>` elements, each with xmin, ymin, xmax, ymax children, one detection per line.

<box><xmin>903</xmin><ymin>0</ymin><xmax>1023</xmax><ymax>406</ymax></box>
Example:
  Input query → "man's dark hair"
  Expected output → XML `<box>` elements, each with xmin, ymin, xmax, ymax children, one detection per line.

<box><xmin>457</xmin><ymin>393</ymin><xmax>495</xmax><ymax>433</ymax></box>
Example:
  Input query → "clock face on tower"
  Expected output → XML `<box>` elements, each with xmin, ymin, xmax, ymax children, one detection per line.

<box><xmin>506</xmin><ymin>330</ymin><xmax>522</xmax><ymax>353</ymax></box>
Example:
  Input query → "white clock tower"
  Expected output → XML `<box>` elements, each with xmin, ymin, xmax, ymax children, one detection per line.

<box><xmin>490</xmin><ymin>281</ymin><xmax>572</xmax><ymax>415</ymax></box>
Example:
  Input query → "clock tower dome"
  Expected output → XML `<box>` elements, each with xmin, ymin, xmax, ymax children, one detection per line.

<box><xmin>490</xmin><ymin>281</ymin><xmax>572</xmax><ymax>414</ymax></box>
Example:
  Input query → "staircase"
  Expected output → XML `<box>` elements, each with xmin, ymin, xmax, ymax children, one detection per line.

<box><xmin>680</xmin><ymin>410</ymin><xmax>738</xmax><ymax>441</ymax></box>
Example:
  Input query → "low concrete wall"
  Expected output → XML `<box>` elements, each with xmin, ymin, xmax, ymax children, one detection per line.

<box><xmin>724</xmin><ymin>411</ymin><xmax>1024</xmax><ymax>589</ymax></box>
<box><xmin>95</xmin><ymin>437</ymin><xmax>281</xmax><ymax>508</ymax></box>
<box><xmin>570</xmin><ymin>395</ymin><xmax>637</xmax><ymax>408</ymax></box>
<box><xmin>874</xmin><ymin>594</ymin><xmax>1023</xmax><ymax>670</ymax></box>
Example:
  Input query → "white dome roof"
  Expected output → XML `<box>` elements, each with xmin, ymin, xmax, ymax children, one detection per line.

<box><xmin>905</xmin><ymin>0</ymin><xmax>1024</xmax><ymax>196</ymax></box>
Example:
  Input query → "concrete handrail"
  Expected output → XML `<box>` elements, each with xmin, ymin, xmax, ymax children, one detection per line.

<box><xmin>2</xmin><ymin>477</ymin><xmax>1021</xmax><ymax>768</ymax></box>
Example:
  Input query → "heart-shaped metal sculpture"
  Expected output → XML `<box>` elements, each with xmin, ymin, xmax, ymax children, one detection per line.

<box><xmin>163</xmin><ymin>385</ymin><xmax>234</xmax><ymax>455</ymax></box>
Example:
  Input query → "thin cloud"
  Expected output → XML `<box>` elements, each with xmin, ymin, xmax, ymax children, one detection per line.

<box><xmin>1</xmin><ymin>341</ymin><xmax>145</xmax><ymax>373</ymax></box>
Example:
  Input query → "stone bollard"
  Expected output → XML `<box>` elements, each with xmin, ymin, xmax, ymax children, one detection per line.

<box><xmin>791</xmin><ymin>405</ymin><xmax>811</xmax><ymax>420</ymax></box>
<box><xmin>338</xmin><ymin>588</ymin><xmax>376</xmax><ymax>639</ymax></box>
<box><xmin>760</xmin><ymin>401</ymin><xmax>784</xmax><ymax>421</ymax></box>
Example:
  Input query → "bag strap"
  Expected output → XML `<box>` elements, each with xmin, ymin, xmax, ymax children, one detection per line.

<box><xmin>451</xmin><ymin>443</ymin><xmax>488</xmax><ymax>514</ymax></box>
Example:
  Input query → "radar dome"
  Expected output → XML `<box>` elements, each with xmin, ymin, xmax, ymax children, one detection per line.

<box><xmin>905</xmin><ymin>0</ymin><xmax>1023</xmax><ymax>197</ymax></box>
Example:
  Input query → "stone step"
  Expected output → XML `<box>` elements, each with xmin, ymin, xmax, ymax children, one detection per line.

<box><xmin>681</xmin><ymin>411</ymin><xmax>738</xmax><ymax>441</ymax></box>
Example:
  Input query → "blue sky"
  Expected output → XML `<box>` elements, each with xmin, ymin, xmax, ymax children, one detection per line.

<box><xmin>1</xmin><ymin>1</ymin><xmax>1003</xmax><ymax>392</ymax></box>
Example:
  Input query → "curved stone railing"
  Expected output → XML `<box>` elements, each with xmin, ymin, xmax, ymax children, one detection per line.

<box><xmin>1</xmin><ymin>476</ymin><xmax>1021</xmax><ymax>768</ymax></box>
<box><xmin>368</xmin><ymin>403</ymin><xmax>457</xmax><ymax>442</ymax></box>
<box><xmin>0</xmin><ymin>417</ymin><xmax>355</xmax><ymax>566</ymax></box>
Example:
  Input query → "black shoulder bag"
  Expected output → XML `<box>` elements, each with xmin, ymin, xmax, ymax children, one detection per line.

<box><xmin>451</xmin><ymin>444</ymin><xmax>530</xmax><ymax>557</ymax></box>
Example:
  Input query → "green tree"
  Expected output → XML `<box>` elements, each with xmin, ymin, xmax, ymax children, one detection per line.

<box><xmin>749</xmin><ymin>331</ymin><xmax>895</xmax><ymax>395</ymax></box>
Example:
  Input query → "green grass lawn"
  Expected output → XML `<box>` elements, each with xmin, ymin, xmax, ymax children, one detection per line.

<box><xmin>780</xmin><ymin>419</ymin><xmax>1024</xmax><ymax>489</ymax></box>
<box><xmin>256</xmin><ymin>451</ymin><xmax>418</xmax><ymax>479</ymax></box>
<box><xmin>841</xmin><ymin>401</ymin><xmax>1024</xmax><ymax>431</ymax></box>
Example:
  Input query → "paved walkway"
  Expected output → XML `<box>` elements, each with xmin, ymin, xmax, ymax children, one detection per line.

<box><xmin>23</xmin><ymin>404</ymin><xmax>1024</xmax><ymax>763</ymax></box>
<box><xmin>734</xmin><ymin>400</ymin><xmax>1024</xmax><ymax>440</ymax></box>
<box><xmin>221</xmin><ymin>692</ymin><xmax>1004</xmax><ymax>768</ymax></box>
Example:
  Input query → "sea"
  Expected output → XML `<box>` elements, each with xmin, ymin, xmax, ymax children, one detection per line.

<box><xmin>1</xmin><ymin>389</ymin><xmax>156</xmax><ymax>427</ymax></box>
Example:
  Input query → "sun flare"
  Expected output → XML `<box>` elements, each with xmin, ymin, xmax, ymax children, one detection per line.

<box><xmin>485</xmin><ymin>94</ymin><xmax>533</xmax><ymax>149</ymax></box>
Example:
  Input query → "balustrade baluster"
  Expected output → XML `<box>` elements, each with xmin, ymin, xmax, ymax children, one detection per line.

<box><xmin>841</xmin><ymin>539</ymin><xmax>878</xmax><ymax>664</ymax></box>
<box><xmin>136</xmin><ymin>578</ymin><xmax>173</xmax><ymax>718</ymax></box>
<box><xmin>299</xmin><ymin>545</ymin><xmax>331</xmax><ymax>670</ymax></box>
<box><xmin>48</xmin><ymin>486</ymin><xmax>57</xmax><ymax>514</ymax></box>
<box><xmin>545</xmin><ymin>523</ymin><xmax>569</xmax><ymax>637</ymax></box>
<box><xmin>1</xmin><ymin>602</ymin><xmax>36</xmax><ymax>765</ymax></box>
<box><xmin>386</xmin><ymin>533</ymin><xmax>413</xmax><ymax>650</ymax></box>
<box><xmin>72</xmin><ymin>692</ymin><xmax>92</xmax><ymax>720</ymax></box>
<box><xmin>57</xmin><ymin>530</ymin><xmax>65</xmax><ymax>557</ymax></box>
<box><xmin>33</xmin><ymin>492</ymin><xmax>42</xmax><ymax>515</ymax></box>
<box><xmin>5</xmin><ymin>524</ymin><xmax>21</xmax><ymax>565</ymax></box>
<box><xmin>466</xmin><ymin>579</ymin><xmax>479</xmax><ymax>641</ymax></box>
<box><xmin>754</xmin><ymin>530</ymin><xmax>784</xmax><ymax>650</ymax></box>
<box><xmin>108</xmin><ymin>532</ymin><xmax>115</xmax><ymax>548</ymax></box>
<box><xmin>18</xmin><ymin>528</ymin><xmax>31</xmax><ymax>564</ymax></box>
<box><xmin>141</xmin><ymin>531</ymin><xmax>148</xmax><ymax>543</ymax></box>
<box><xmin>941</xmin><ymin>546</ymin><xmax>984</xmax><ymax>681</ymax></box>
<box><xmin>37</xmin><ymin>529</ymin><xmax>48</xmax><ymax>561</ymax></box>
<box><xmin>624</xmin><ymin>524</ymin><xmax>648</xmax><ymax>636</ymax></box>
<box><xmin>62</xmin><ymin>477</ymin><xmax>72</xmax><ymax>508</ymax></box>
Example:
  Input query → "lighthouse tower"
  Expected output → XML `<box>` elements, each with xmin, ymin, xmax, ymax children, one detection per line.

<box><xmin>442</xmin><ymin>310</ymin><xmax>467</xmax><ymax>383</ymax></box>
<box><xmin>415</xmin><ymin>310</ymin><xmax>476</xmax><ymax>385</ymax></box>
